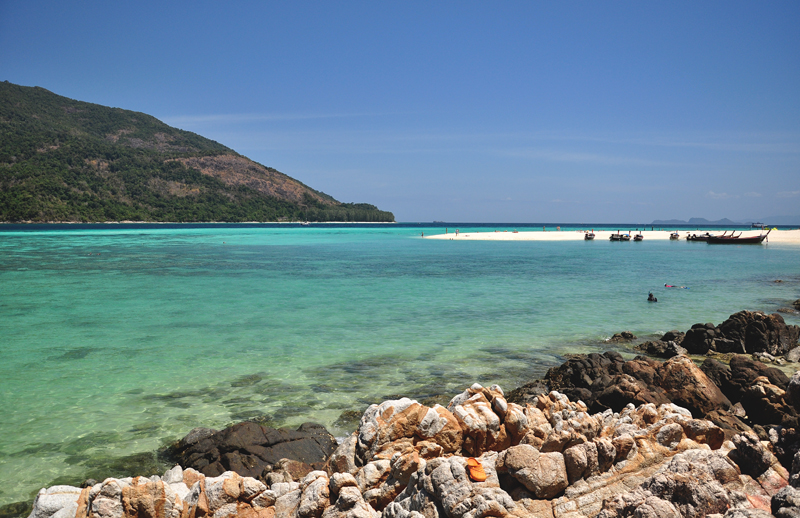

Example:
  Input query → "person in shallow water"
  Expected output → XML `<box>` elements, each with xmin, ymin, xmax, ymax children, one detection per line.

<box><xmin>648</xmin><ymin>292</ymin><xmax>658</xmax><ymax>302</ymax></box>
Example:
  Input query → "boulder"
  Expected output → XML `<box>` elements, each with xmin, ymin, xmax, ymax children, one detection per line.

<box><xmin>355</xmin><ymin>397</ymin><xmax>462</xmax><ymax>466</ymax></box>
<box><xmin>505</xmin><ymin>379</ymin><xmax>549</xmax><ymax>406</ymax></box>
<box><xmin>660</xmin><ymin>330</ymin><xmax>686</xmax><ymax>344</ymax></box>
<box><xmin>635</xmin><ymin>340</ymin><xmax>687</xmax><ymax>359</ymax></box>
<box><xmin>771</xmin><ymin>485</ymin><xmax>800</xmax><ymax>518</ymax></box>
<box><xmin>546</xmin><ymin>352</ymin><xmax>733</xmax><ymax>418</ymax></box>
<box><xmin>597</xmin><ymin>448</ymin><xmax>772</xmax><ymax>518</ymax></box>
<box><xmin>740</xmin><ymin>377</ymin><xmax>800</xmax><ymax>429</ymax></box>
<box><xmin>682</xmin><ymin>323</ymin><xmax>719</xmax><ymax>354</ymax></box>
<box><xmin>658</xmin><ymin>355</ymin><xmax>731</xmax><ymax>416</ymax></box>
<box><xmin>727</xmin><ymin>355</ymin><xmax>790</xmax><ymax>403</ymax></box>
<box><xmin>448</xmin><ymin>385</ymin><xmax>510</xmax><ymax>456</ymax></box>
<box><xmin>28</xmin><ymin>486</ymin><xmax>83</xmax><ymax>518</ymax></box>
<box><xmin>719</xmin><ymin>311</ymin><xmax>800</xmax><ymax>356</ymax></box>
<box><xmin>607</xmin><ymin>331</ymin><xmax>636</xmax><ymax>342</ymax></box>
<box><xmin>169</xmin><ymin>421</ymin><xmax>338</xmax><ymax>480</ymax></box>
<box><xmin>499</xmin><ymin>444</ymin><xmax>568</xmax><ymax>499</ymax></box>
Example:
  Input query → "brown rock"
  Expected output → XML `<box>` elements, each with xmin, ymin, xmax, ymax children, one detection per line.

<box><xmin>657</xmin><ymin>355</ymin><xmax>731</xmax><ymax>416</ymax></box>
<box><xmin>502</xmin><ymin>444</ymin><xmax>568</xmax><ymax>499</ymax></box>
<box><xmin>719</xmin><ymin>310</ymin><xmax>800</xmax><ymax>356</ymax></box>
<box><xmin>171</xmin><ymin>422</ymin><xmax>337</xmax><ymax>480</ymax></box>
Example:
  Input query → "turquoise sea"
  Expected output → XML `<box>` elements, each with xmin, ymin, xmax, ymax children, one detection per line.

<box><xmin>1</xmin><ymin>223</ymin><xmax>799</xmax><ymax>508</ymax></box>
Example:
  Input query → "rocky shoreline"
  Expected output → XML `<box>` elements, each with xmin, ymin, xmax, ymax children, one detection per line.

<box><xmin>22</xmin><ymin>308</ymin><xmax>800</xmax><ymax>518</ymax></box>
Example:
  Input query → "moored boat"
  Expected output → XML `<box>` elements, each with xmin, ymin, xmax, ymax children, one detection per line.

<box><xmin>584</xmin><ymin>231</ymin><xmax>595</xmax><ymax>240</ymax></box>
<box><xmin>633</xmin><ymin>233</ymin><xmax>643</xmax><ymax>241</ymax></box>
<box><xmin>707</xmin><ymin>229</ymin><xmax>771</xmax><ymax>244</ymax></box>
<box><xmin>669</xmin><ymin>232</ymin><xmax>680</xmax><ymax>240</ymax></box>
<box><xmin>686</xmin><ymin>232</ymin><xmax>712</xmax><ymax>242</ymax></box>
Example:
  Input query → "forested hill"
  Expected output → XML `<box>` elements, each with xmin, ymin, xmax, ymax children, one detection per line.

<box><xmin>0</xmin><ymin>81</ymin><xmax>394</xmax><ymax>222</ymax></box>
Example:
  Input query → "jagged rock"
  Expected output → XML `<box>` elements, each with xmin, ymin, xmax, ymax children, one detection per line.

<box><xmin>772</xmin><ymin>485</ymin><xmax>800</xmax><ymax>518</ymax></box>
<box><xmin>701</xmin><ymin>358</ymin><xmax>736</xmax><ymax>397</ymax></box>
<box><xmin>384</xmin><ymin>455</ymin><xmax>522</xmax><ymax>518</ymax></box>
<box><xmin>327</xmin><ymin>434</ymin><xmax>358</xmax><ymax>475</ymax></box>
<box><xmin>355</xmin><ymin>398</ymin><xmax>462</xmax><ymax>466</ymax></box>
<box><xmin>321</xmin><ymin>486</ymin><xmax>378</xmax><ymax>518</ymax></box>
<box><xmin>27</xmin><ymin>377</ymin><xmax>796</xmax><ymax>518</ymax></box>
<box><xmin>659</xmin><ymin>355</ymin><xmax>732</xmax><ymax>416</ymax></box>
<box><xmin>298</xmin><ymin>471</ymin><xmax>330</xmax><ymax>518</ymax></box>
<box><xmin>719</xmin><ymin>311</ymin><xmax>800</xmax><ymax>356</ymax></box>
<box><xmin>607</xmin><ymin>331</ymin><xmax>637</xmax><ymax>342</ymax></box>
<box><xmin>704</xmin><ymin>408</ymin><xmax>753</xmax><ymax>441</ymax></box>
<box><xmin>170</xmin><ymin>421</ymin><xmax>337</xmax><ymax>479</ymax></box>
<box><xmin>729</xmin><ymin>432</ymin><xmax>779</xmax><ymax>478</ymax></box>
<box><xmin>635</xmin><ymin>340</ymin><xmax>687</xmax><ymax>359</ymax></box>
<box><xmin>505</xmin><ymin>379</ymin><xmax>549</xmax><ymax>406</ymax></box>
<box><xmin>597</xmin><ymin>447</ymin><xmax>776</xmax><ymax>518</ymax></box>
<box><xmin>726</xmin><ymin>355</ymin><xmax>790</xmax><ymax>404</ymax></box>
<box><xmin>498</xmin><ymin>444</ymin><xmax>568</xmax><ymax>498</ymax></box>
<box><xmin>682</xmin><ymin>323</ymin><xmax>720</xmax><ymax>354</ymax></box>
<box><xmin>28</xmin><ymin>486</ymin><xmax>83</xmax><ymax>518</ymax></box>
<box><xmin>787</xmin><ymin>372</ymin><xmax>800</xmax><ymax>414</ymax></box>
<box><xmin>661</xmin><ymin>330</ymin><xmax>686</xmax><ymax>344</ymax></box>
<box><xmin>546</xmin><ymin>352</ymin><xmax>732</xmax><ymax>420</ymax></box>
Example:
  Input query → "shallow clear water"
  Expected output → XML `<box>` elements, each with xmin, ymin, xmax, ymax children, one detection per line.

<box><xmin>1</xmin><ymin>223</ymin><xmax>798</xmax><ymax>506</ymax></box>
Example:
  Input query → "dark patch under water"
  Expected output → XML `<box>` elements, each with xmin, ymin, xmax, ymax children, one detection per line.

<box><xmin>51</xmin><ymin>347</ymin><xmax>97</xmax><ymax>361</ymax></box>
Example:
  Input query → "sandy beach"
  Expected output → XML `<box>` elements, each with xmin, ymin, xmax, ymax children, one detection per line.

<box><xmin>425</xmin><ymin>228</ymin><xmax>800</xmax><ymax>244</ymax></box>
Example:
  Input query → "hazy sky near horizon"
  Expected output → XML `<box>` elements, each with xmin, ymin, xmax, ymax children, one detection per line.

<box><xmin>2</xmin><ymin>1</ymin><xmax>799</xmax><ymax>222</ymax></box>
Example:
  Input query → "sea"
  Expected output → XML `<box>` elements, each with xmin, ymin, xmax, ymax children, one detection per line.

<box><xmin>1</xmin><ymin>222</ymin><xmax>799</xmax><ymax>509</ymax></box>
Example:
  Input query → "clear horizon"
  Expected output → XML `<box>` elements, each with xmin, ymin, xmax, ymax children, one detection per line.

<box><xmin>1</xmin><ymin>1</ymin><xmax>798</xmax><ymax>222</ymax></box>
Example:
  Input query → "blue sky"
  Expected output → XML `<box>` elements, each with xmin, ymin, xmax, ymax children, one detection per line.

<box><xmin>1</xmin><ymin>1</ymin><xmax>798</xmax><ymax>223</ymax></box>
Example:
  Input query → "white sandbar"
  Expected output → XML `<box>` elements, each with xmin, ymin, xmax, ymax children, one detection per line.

<box><xmin>424</xmin><ymin>228</ymin><xmax>800</xmax><ymax>244</ymax></box>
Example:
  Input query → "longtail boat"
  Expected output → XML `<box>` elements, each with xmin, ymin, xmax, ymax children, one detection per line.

<box><xmin>707</xmin><ymin>229</ymin><xmax>771</xmax><ymax>244</ymax></box>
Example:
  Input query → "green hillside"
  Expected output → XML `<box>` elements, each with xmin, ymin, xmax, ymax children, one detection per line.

<box><xmin>0</xmin><ymin>81</ymin><xmax>394</xmax><ymax>222</ymax></box>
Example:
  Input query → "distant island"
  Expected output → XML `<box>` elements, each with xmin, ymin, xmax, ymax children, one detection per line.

<box><xmin>652</xmin><ymin>216</ymin><xmax>800</xmax><ymax>226</ymax></box>
<box><xmin>651</xmin><ymin>217</ymin><xmax>740</xmax><ymax>226</ymax></box>
<box><xmin>0</xmin><ymin>81</ymin><xmax>394</xmax><ymax>223</ymax></box>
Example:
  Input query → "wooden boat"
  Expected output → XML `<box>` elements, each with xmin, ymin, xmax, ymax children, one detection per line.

<box><xmin>584</xmin><ymin>232</ymin><xmax>595</xmax><ymax>240</ymax></box>
<box><xmin>708</xmin><ymin>229</ymin><xmax>771</xmax><ymax>244</ymax></box>
<box><xmin>633</xmin><ymin>233</ymin><xmax>644</xmax><ymax>241</ymax></box>
<box><xmin>669</xmin><ymin>232</ymin><xmax>680</xmax><ymax>240</ymax></box>
<box><xmin>686</xmin><ymin>232</ymin><xmax>713</xmax><ymax>242</ymax></box>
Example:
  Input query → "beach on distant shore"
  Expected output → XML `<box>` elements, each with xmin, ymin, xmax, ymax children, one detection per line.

<box><xmin>425</xmin><ymin>228</ymin><xmax>800</xmax><ymax>244</ymax></box>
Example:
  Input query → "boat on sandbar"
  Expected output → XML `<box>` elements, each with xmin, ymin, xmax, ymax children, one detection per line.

<box><xmin>633</xmin><ymin>233</ymin><xmax>644</xmax><ymax>241</ymax></box>
<box><xmin>610</xmin><ymin>232</ymin><xmax>630</xmax><ymax>242</ymax></box>
<box><xmin>686</xmin><ymin>232</ymin><xmax>713</xmax><ymax>242</ymax></box>
<box><xmin>584</xmin><ymin>231</ymin><xmax>595</xmax><ymax>240</ymax></box>
<box><xmin>707</xmin><ymin>229</ymin><xmax>771</xmax><ymax>245</ymax></box>
<box><xmin>669</xmin><ymin>232</ymin><xmax>680</xmax><ymax>240</ymax></box>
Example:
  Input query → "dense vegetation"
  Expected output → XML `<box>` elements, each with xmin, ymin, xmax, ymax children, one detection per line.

<box><xmin>0</xmin><ymin>81</ymin><xmax>394</xmax><ymax>222</ymax></box>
